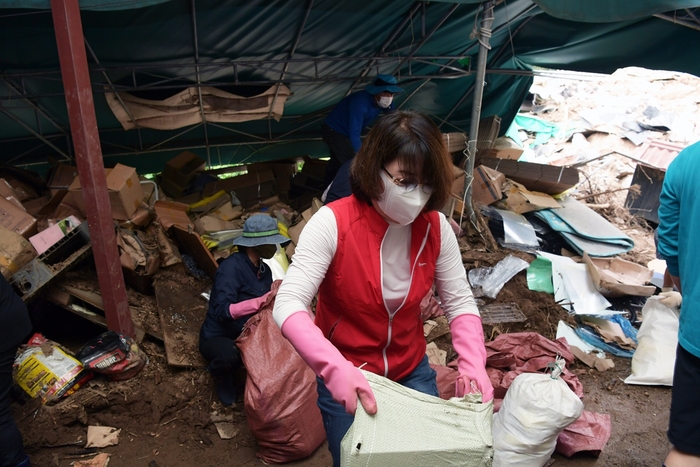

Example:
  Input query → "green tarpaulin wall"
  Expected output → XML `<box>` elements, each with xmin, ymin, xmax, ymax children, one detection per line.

<box><xmin>1</xmin><ymin>0</ymin><xmax>699</xmax><ymax>176</ymax></box>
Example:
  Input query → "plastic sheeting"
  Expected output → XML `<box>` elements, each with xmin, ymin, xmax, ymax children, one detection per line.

<box><xmin>534</xmin><ymin>197</ymin><xmax>634</xmax><ymax>257</ymax></box>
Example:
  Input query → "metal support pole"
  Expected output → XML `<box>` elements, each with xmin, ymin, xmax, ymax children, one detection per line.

<box><xmin>50</xmin><ymin>0</ymin><xmax>134</xmax><ymax>337</ymax></box>
<box><xmin>463</xmin><ymin>1</ymin><xmax>494</xmax><ymax>225</ymax></box>
<box><xmin>191</xmin><ymin>0</ymin><xmax>210</xmax><ymax>167</ymax></box>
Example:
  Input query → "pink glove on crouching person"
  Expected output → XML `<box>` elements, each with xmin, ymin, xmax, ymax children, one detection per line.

<box><xmin>228</xmin><ymin>291</ymin><xmax>272</xmax><ymax>319</ymax></box>
<box><xmin>450</xmin><ymin>313</ymin><xmax>494</xmax><ymax>402</ymax></box>
<box><xmin>281</xmin><ymin>311</ymin><xmax>377</xmax><ymax>415</ymax></box>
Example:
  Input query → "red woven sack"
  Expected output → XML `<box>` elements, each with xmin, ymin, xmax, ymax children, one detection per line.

<box><xmin>237</xmin><ymin>282</ymin><xmax>326</xmax><ymax>463</ymax></box>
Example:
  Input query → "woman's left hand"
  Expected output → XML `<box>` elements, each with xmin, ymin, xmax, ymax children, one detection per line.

<box><xmin>450</xmin><ymin>314</ymin><xmax>494</xmax><ymax>402</ymax></box>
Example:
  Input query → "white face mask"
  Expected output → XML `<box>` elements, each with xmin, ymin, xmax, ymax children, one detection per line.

<box><xmin>377</xmin><ymin>95</ymin><xmax>393</xmax><ymax>108</ymax></box>
<box><xmin>376</xmin><ymin>170</ymin><xmax>431</xmax><ymax>226</ymax></box>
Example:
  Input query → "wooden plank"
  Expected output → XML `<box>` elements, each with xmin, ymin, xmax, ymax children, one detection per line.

<box><xmin>154</xmin><ymin>279</ymin><xmax>207</xmax><ymax>368</ymax></box>
<box><xmin>49</xmin><ymin>284</ymin><xmax>152</xmax><ymax>342</ymax></box>
<box><xmin>625</xmin><ymin>164</ymin><xmax>664</xmax><ymax>224</ymax></box>
<box><xmin>172</xmin><ymin>225</ymin><xmax>219</xmax><ymax>279</ymax></box>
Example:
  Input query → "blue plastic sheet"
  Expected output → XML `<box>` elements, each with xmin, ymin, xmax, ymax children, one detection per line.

<box><xmin>574</xmin><ymin>315</ymin><xmax>638</xmax><ymax>358</ymax></box>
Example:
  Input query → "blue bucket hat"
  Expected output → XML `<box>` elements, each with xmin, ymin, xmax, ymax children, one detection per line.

<box><xmin>233</xmin><ymin>214</ymin><xmax>291</xmax><ymax>248</ymax></box>
<box><xmin>365</xmin><ymin>74</ymin><xmax>403</xmax><ymax>95</ymax></box>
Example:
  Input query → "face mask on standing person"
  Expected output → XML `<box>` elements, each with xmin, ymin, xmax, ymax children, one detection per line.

<box><xmin>377</xmin><ymin>95</ymin><xmax>393</xmax><ymax>109</ymax></box>
<box><xmin>376</xmin><ymin>169</ymin><xmax>432</xmax><ymax>226</ymax></box>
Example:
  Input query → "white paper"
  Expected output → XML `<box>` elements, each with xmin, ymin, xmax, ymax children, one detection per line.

<box><xmin>556</xmin><ymin>320</ymin><xmax>606</xmax><ymax>359</ymax></box>
<box><xmin>538</xmin><ymin>251</ymin><xmax>611</xmax><ymax>314</ymax></box>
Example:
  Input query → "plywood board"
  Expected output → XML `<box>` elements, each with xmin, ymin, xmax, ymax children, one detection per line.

<box><xmin>154</xmin><ymin>280</ymin><xmax>207</xmax><ymax>367</ymax></box>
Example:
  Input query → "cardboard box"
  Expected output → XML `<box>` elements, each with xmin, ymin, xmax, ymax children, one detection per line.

<box><xmin>203</xmin><ymin>169</ymin><xmax>277</xmax><ymax>207</ymax></box>
<box><xmin>22</xmin><ymin>196</ymin><xmax>50</xmax><ymax>217</ymax></box>
<box><xmin>472</xmin><ymin>166</ymin><xmax>505</xmax><ymax>207</ymax></box>
<box><xmin>0</xmin><ymin>178</ymin><xmax>25</xmax><ymax>211</ymax></box>
<box><xmin>162</xmin><ymin>151</ymin><xmax>206</xmax><ymax>189</ymax></box>
<box><xmin>247</xmin><ymin>161</ymin><xmax>298</xmax><ymax>193</ymax></box>
<box><xmin>500</xmin><ymin>180</ymin><xmax>560</xmax><ymax>214</ymax></box>
<box><xmin>158</xmin><ymin>176</ymin><xmax>189</xmax><ymax>199</ymax></box>
<box><xmin>288</xmin><ymin>198</ymin><xmax>322</xmax><ymax>245</ymax></box>
<box><xmin>300</xmin><ymin>156</ymin><xmax>328</xmax><ymax>181</ymax></box>
<box><xmin>69</xmin><ymin>164</ymin><xmax>144</xmax><ymax>220</ymax></box>
<box><xmin>211</xmin><ymin>202</ymin><xmax>243</xmax><ymax>221</ymax></box>
<box><xmin>154</xmin><ymin>200</ymin><xmax>193</xmax><ymax>231</ymax></box>
<box><xmin>583</xmin><ymin>252</ymin><xmax>656</xmax><ymax>297</ymax></box>
<box><xmin>0</xmin><ymin>226</ymin><xmax>36</xmax><ymax>279</ymax></box>
<box><xmin>47</xmin><ymin>163</ymin><xmax>79</xmax><ymax>190</ymax></box>
<box><xmin>485</xmin><ymin>136</ymin><xmax>524</xmax><ymax>160</ymax></box>
<box><xmin>0</xmin><ymin>196</ymin><xmax>37</xmax><ymax>238</ymax></box>
<box><xmin>194</xmin><ymin>215</ymin><xmax>237</xmax><ymax>235</ymax></box>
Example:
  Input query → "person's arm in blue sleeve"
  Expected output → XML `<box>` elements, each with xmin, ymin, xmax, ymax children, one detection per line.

<box><xmin>347</xmin><ymin>95</ymin><xmax>368</xmax><ymax>152</ymax></box>
<box><xmin>658</xmin><ymin>158</ymin><xmax>681</xmax><ymax>291</ymax></box>
<box><xmin>208</xmin><ymin>260</ymin><xmax>242</xmax><ymax>322</ymax></box>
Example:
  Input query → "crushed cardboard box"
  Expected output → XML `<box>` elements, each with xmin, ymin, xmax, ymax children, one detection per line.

<box><xmin>500</xmin><ymin>180</ymin><xmax>560</xmax><ymax>214</ymax></box>
<box><xmin>582</xmin><ymin>252</ymin><xmax>656</xmax><ymax>297</ymax></box>
<box><xmin>154</xmin><ymin>200</ymin><xmax>194</xmax><ymax>231</ymax></box>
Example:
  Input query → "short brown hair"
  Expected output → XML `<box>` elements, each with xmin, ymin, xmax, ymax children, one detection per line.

<box><xmin>349</xmin><ymin>111</ymin><xmax>453</xmax><ymax>212</ymax></box>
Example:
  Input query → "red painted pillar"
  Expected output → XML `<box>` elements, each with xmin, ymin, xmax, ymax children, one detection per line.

<box><xmin>50</xmin><ymin>0</ymin><xmax>134</xmax><ymax>337</ymax></box>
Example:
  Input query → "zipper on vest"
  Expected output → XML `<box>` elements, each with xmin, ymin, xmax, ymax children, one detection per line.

<box><xmin>380</xmin><ymin>222</ymin><xmax>431</xmax><ymax>378</ymax></box>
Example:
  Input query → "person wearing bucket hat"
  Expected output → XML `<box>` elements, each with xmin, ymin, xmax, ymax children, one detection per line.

<box><xmin>274</xmin><ymin>111</ymin><xmax>492</xmax><ymax>466</ymax></box>
<box><xmin>321</xmin><ymin>74</ymin><xmax>403</xmax><ymax>186</ymax></box>
<box><xmin>199</xmin><ymin>214</ymin><xmax>290</xmax><ymax>406</ymax></box>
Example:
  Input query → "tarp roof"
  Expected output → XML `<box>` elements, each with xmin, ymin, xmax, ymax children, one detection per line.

<box><xmin>1</xmin><ymin>0</ymin><xmax>699</xmax><ymax>175</ymax></box>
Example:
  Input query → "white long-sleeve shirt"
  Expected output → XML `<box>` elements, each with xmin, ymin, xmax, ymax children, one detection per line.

<box><xmin>273</xmin><ymin>206</ymin><xmax>479</xmax><ymax>328</ymax></box>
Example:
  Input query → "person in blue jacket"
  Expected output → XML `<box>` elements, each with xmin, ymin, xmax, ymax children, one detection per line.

<box><xmin>322</xmin><ymin>74</ymin><xmax>403</xmax><ymax>186</ymax></box>
<box><xmin>1</xmin><ymin>275</ymin><xmax>32</xmax><ymax>467</ymax></box>
<box><xmin>658</xmin><ymin>139</ymin><xmax>700</xmax><ymax>467</ymax></box>
<box><xmin>199</xmin><ymin>215</ymin><xmax>290</xmax><ymax>406</ymax></box>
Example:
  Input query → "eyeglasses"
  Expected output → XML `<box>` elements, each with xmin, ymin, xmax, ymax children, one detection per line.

<box><xmin>382</xmin><ymin>166</ymin><xmax>433</xmax><ymax>194</ymax></box>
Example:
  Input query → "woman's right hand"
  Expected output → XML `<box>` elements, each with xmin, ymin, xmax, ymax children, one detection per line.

<box><xmin>280</xmin><ymin>311</ymin><xmax>377</xmax><ymax>414</ymax></box>
<box><xmin>322</xmin><ymin>360</ymin><xmax>377</xmax><ymax>415</ymax></box>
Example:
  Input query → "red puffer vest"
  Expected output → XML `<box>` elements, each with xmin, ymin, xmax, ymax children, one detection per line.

<box><xmin>316</xmin><ymin>195</ymin><xmax>441</xmax><ymax>381</ymax></box>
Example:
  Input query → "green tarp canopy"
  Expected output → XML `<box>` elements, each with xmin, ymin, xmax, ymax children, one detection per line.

<box><xmin>1</xmin><ymin>0</ymin><xmax>699</xmax><ymax>175</ymax></box>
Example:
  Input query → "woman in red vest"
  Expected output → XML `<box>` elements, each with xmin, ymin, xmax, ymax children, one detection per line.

<box><xmin>273</xmin><ymin>111</ymin><xmax>493</xmax><ymax>466</ymax></box>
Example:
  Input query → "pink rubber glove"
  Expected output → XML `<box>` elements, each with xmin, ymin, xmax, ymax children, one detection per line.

<box><xmin>450</xmin><ymin>313</ymin><xmax>494</xmax><ymax>402</ymax></box>
<box><xmin>281</xmin><ymin>311</ymin><xmax>377</xmax><ymax>415</ymax></box>
<box><xmin>228</xmin><ymin>291</ymin><xmax>271</xmax><ymax>319</ymax></box>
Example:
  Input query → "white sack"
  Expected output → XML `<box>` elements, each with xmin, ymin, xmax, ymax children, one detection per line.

<box><xmin>492</xmin><ymin>371</ymin><xmax>583</xmax><ymax>467</ymax></box>
<box><xmin>625</xmin><ymin>297</ymin><xmax>679</xmax><ymax>386</ymax></box>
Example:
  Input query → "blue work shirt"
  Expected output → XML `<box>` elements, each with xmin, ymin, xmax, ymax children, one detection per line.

<box><xmin>199</xmin><ymin>251</ymin><xmax>272</xmax><ymax>341</ymax></box>
<box><xmin>324</xmin><ymin>90</ymin><xmax>394</xmax><ymax>152</ymax></box>
<box><xmin>658</xmin><ymin>140</ymin><xmax>700</xmax><ymax>358</ymax></box>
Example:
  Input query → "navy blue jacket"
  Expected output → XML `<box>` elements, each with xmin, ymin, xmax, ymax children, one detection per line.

<box><xmin>325</xmin><ymin>159</ymin><xmax>353</xmax><ymax>205</ymax></box>
<box><xmin>324</xmin><ymin>91</ymin><xmax>394</xmax><ymax>152</ymax></box>
<box><xmin>199</xmin><ymin>252</ymin><xmax>272</xmax><ymax>341</ymax></box>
